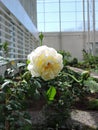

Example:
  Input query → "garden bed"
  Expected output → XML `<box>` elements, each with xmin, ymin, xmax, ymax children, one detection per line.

<box><xmin>1</xmin><ymin>47</ymin><xmax>98</xmax><ymax>130</ymax></box>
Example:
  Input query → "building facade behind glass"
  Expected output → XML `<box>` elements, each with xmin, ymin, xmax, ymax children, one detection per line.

<box><xmin>19</xmin><ymin>0</ymin><xmax>37</xmax><ymax>27</ymax></box>
<box><xmin>0</xmin><ymin>0</ymin><xmax>39</xmax><ymax>60</ymax></box>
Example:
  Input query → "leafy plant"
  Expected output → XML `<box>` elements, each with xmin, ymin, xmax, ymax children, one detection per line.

<box><xmin>88</xmin><ymin>99</ymin><xmax>98</xmax><ymax>110</ymax></box>
<box><xmin>58</xmin><ymin>50</ymin><xmax>72</xmax><ymax>66</ymax></box>
<box><xmin>0</xmin><ymin>59</ymin><xmax>92</xmax><ymax>129</ymax></box>
<box><xmin>82</xmin><ymin>49</ymin><xmax>98</xmax><ymax>69</ymax></box>
<box><xmin>0</xmin><ymin>42</ymin><xmax>9</xmax><ymax>57</ymax></box>
<box><xmin>1</xmin><ymin>46</ymin><xmax>98</xmax><ymax>129</ymax></box>
<box><xmin>0</xmin><ymin>77</ymin><xmax>32</xmax><ymax>130</ymax></box>
<box><xmin>84</xmin><ymin>77</ymin><xmax>98</xmax><ymax>93</ymax></box>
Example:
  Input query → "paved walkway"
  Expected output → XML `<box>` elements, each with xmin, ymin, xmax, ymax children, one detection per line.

<box><xmin>29</xmin><ymin>109</ymin><xmax>98</xmax><ymax>129</ymax></box>
<box><xmin>71</xmin><ymin>109</ymin><xmax>98</xmax><ymax>129</ymax></box>
<box><xmin>67</xmin><ymin>66</ymin><xmax>98</xmax><ymax>79</ymax></box>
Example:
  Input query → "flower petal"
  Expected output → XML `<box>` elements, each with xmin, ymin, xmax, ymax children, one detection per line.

<box><xmin>27</xmin><ymin>45</ymin><xmax>63</xmax><ymax>81</ymax></box>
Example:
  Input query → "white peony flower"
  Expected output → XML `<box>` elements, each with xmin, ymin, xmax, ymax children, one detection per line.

<box><xmin>27</xmin><ymin>45</ymin><xmax>63</xmax><ymax>81</ymax></box>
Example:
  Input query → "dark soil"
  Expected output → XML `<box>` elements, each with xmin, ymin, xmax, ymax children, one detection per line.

<box><xmin>73</xmin><ymin>93</ymin><xmax>98</xmax><ymax>110</ymax></box>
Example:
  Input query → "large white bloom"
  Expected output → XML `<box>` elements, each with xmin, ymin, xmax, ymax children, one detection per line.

<box><xmin>27</xmin><ymin>45</ymin><xmax>63</xmax><ymax>81</ymax></box>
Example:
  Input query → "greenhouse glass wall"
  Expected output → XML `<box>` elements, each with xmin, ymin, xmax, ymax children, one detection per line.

<box><xmin>37</xmin><ymin>0</ymin><xmax>98</xmax><ymax>60</ymax></box>
<box><xmin>0</xmin><ymin>0</ymin><xmax>98</xmax><ymax>75</ymax></box>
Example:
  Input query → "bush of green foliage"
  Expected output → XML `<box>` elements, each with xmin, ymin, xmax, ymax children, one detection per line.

<box><xmin>1</xmin><ymin>45</ymin><xmax>98</xmax><ymax>129</ymax></box>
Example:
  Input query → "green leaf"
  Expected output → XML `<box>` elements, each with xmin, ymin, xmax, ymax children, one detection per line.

<box><xmin>33</xmin><ymin>89</ymin><xmax>40</xmax><ymax>100</ymax></box>
<box><xmin>34</xmin><ymin>80</ymin><xmax>41</xmax><ymax>88</ymax></box>
<box><xmin>84</xmin><ymin>79</ymin><xmax>98</xmax><ymax>93</ymax></box>
<box><xmin>46</xmin><ymin>86</ymin><xmax>56</xmax><ymax>101</ymax></box>
<box><xmin>3</xmin><ymin>42</ymin><xmax>9</xmax><ymax>53</ymax></box>
<box><xmin>39</xmin><ymin>32</ymin><xmax>44</xmax><ymax>46</ymax></box>
<box><xmin>1</xmin><ymin>80</ymin><xmax>13</xmax><ymax>92</ymax></box>
<box><xmin>6</xmin><ymin>104</ymin><xmax>12</xmax><ymax>110</ymax></box>
<box><xmin>1</xmin><ymin>80</ymin><xmax>13</xmax><ymax>88</ymax></box>
<box><xmin>26</xmin><ymin>60</ymin><xmax>30</xmax><ymax>65</ymax></box>
<box><xmin>24</xmin><ymin>119</ymin><xmax>32</xmax><ymax>125</ymax></box>
<box><xmin>17</xmin><ymin>62</ymin><xmax>26</xmax><ymax>68</ymax></box>
<box><xmin>22</xmin><ymin>71</ymin><xmax>31</xmax><ymax>81</ymax></box>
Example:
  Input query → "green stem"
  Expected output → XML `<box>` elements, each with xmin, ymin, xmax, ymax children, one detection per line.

<box><xmin>66</xmin><ymin>73</ymin><xmax>82</xmax><ymax>83</ymax></box>
<box><xmin>39</xmin><ymin>32</ymin><xmax>44</xmax><ymax>46</ymax></box>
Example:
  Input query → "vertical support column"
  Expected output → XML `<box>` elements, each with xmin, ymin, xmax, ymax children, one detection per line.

<box><xmin>59</xmin><ymin>0</ymin><xmax>62</xmax><ymax>50</ymax></box>
<box><xmin>92</xmin><ymin>0</ymin><xmax>95</xmax><ymax>55</ymax></box>
<box><xmin>87</xmin><ymin>0</ymin><xmax>90</xmax><ymax>53</ymax></box>
<box><xmin>83</xmin><ymin>0</ymin><xmax>86</xmax><ymax>49</ymax></box>
<box><xmin>43</xmin><ymin>0</ymin><xmax>45</xmax><ymax>32</ymax></box>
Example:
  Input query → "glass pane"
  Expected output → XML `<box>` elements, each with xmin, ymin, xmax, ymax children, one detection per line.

<box><xmin>95</xmin><ymin>12</ymin><xmax>98</xmax><ymax>21</ymax></box>
<box><xmin>84</xmin><ymin>11</ymin><xmax>88</xmax><ymax>21</ymax></box>
<box><xmin>61</xmin><ymin>0</ymin><xmax>81</xmax><ymax>2</ymax></box>
<box><xmin>76</xmin><ymin>12</ymin><xmax>83</xmax><ymax>21</ymax></box>
<box><xmin>37</xmin><ymin>3</ymin><xmax>44</xmax><ymax>12</ymax></box>
<box><xmin>61</xmin><ymin>22</ymin><xmax>75</xmax><ymax>32</ymax></box>
<box><xmin>84</xmin><ymin>1</ymin><xmax>87</xmax><ymax>12</ymax></box>
<box><xmin>61</xmin><ymin>12</ymin><xmax>75</xmax><ymax>22</ymax></box>
<box><xmin>95</xmin><ymin>2</ymin><xmax>98</xmax><ymax>11</ymax></box>
<box><xmin>45</xmin><ymin>0</ymin><xmax>59</xmax><ymax>2</ymax></box>
<box><xmin>45</xmin><ymin>3</ymin><xmax>59</xmax><ymax>12</ymax></box>
<box><xmin>61</xmin><ymin>2</ymin><xmax>75</xmax><ymax>12</ymax></box>
<box><xmin>45</xmin><ymin>22</ymin><xmax>59</xmax><ymax>32</ymax></box>
<box><xmin>37</xmin><ymin>0</ymin><xmax>44</xmax><ymax>3</ymax></box>
<box><xmin>96</xmin><ymin>22</ymin><xmax>98</xmax><ymax>31</ymax></box>
<box><xmin>95</xmin><ymin>11</ymin><xmax>98</xmax><ymax>30</ymax></box>
<box><xmin>76</xmin><ymin>2</ymin><xmax>83</xmax><ymax>11</ymax></box>
<box><xmin>76</xmin><ymin>22</ymin><xmax>83</xmax><ymax>31</ymax></box>
<box><xmin>45</xmin><ymin>13</ymin><xmax>59</xmax><ymax>22</ymax></box>
<box><xmin>37</xmin><ymin>13</ymin><xmax>44</xmax><ymax>22</ymax></box>
<box><xmin>37</xmin><ymin>23</ymin><xmax>45</xmax><ymax>32</ymax></box>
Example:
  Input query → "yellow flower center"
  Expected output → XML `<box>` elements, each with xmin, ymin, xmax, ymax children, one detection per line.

<box><xmin>45</xmin><ymin>62</ymin><xmax>51</xmax><ymax>70</ymax></box>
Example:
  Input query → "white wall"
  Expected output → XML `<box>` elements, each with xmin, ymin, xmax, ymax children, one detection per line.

<box><xmin>43</xmin><ymin>32</ymin><xmax>86</xmax><ymax>60</ymax></box>
<box><xmin>0</xmin><ymin>0</ymin><xmax>38</xmax><ymax>39</ymax></box>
